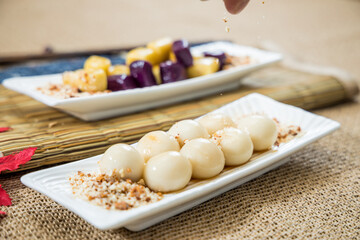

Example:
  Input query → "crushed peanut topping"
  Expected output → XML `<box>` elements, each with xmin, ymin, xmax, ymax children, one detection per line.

<box><xmin>274</xmin><ymin>118</ymin><xmax>302</xmax><ymax>146</ymax></box>
<box><xmin>211</xmin><ymin>132</ymin><xmax>223</xmax><ymax>146</ymax></box>
<box><xmin>149</xmin><ymin>135</ymin><xmax>157</xmax><ymax>141</ymax></box>
<box><xmin>115</xmin><ymin>201</ymin><xmax>131</xmax><ymax>210</ymax></box>
<box><xmin>69</xmin><ymin>171</ymin><xmax>162</xmax><ymax>211</ymax></box>
<box><xmin>37</xmin><ymin>83</ymin><xmax>110</xmax><ymax>99</ymax></box>
<box><xmin>223</xmin><ymin>54</ymin><xmax>253</xmax><ymax>69</ymax></box>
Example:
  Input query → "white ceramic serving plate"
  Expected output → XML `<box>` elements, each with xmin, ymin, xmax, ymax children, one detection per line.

<box><xmin>21</xmin><ymin>94</ymin><xmax>340</xmax><ymax>231</ymax></box>
<box><xmin>3</xmin><ymin>42</ymin><xmax>282</xmax><ymax>121</ymax></box>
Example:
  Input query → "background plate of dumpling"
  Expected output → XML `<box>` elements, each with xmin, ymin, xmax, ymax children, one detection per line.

<box><xmin>21</xmin><ymin>94</ymin><xmax>340</xmax><ymax>231</ymax></box>
<box><xmin>3</xmin><ymin>42</ymin><xmax>282</xmax><ymax>121</ymax></box>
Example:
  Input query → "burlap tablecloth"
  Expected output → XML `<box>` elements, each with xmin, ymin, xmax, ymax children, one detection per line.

<box><xmin>1</xmin><ymin>98</ymin><xmax>359</xmax><ymax>239</ymax></box>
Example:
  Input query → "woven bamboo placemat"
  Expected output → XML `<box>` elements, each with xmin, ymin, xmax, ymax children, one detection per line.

<box><xmin>0</xmin><ymin>64</ymin><xmax>355</xmax><ymax>173</ymax></box>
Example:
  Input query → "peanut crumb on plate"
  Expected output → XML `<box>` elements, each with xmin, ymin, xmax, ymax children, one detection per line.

<box><xmin>223</xmin><ymin>54</ymin><xmax>253</xmax><ymax>69</ymax></box>
<box><xmin>69</xmin><ymin>171</ymin><xmax>162</xmax><ymax>211</ymax></box>
<box><xmin>273</xmin><ymin>118</ymin><xmax>302</xmax><ymax>146</ymax></box>
<box><xmin>37</xmin><ymin>83</ymin><xmax>111</xmax><ymax>99</ymax></box>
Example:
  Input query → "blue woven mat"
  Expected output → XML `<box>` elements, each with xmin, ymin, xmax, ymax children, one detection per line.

<box><xmin>0</xmin><ymin>55</ymin><xmax>125</xmax><ymax>83</ymax></box>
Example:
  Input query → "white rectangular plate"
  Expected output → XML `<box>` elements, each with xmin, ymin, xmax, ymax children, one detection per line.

<box><xmin>21</xmin><ymin>94</ymin><xmax>340</xmax><ymax>231</ymax></box>
<box><xmin>3</xmin><ymin>42</ymin><xmax>282</xmax><ymax>121</ymax></box>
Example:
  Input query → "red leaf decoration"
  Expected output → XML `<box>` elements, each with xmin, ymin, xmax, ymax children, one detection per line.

<box><xmin>0</xmin><ymin>147</ymin><xmax>37</xmax><ymax>215</ymax></box>
<box><xmin>0</xmin><ymin>185</ymin><xmax>12</xmax><ymax>207</ymax></box>
<box><xmin>0</xmin><ymin>127</ymin><xmax>11</xmax><ymax>133</ymax></box>
<box><xmin>0</xmin><ymin>147</ymin><xmax>37</xmax><ymax>173</ymax></box>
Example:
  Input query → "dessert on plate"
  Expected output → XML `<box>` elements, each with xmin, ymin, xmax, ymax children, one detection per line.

<box><xmin>38</xmin><ymin>38</ymin><xmax>253</xmax><ymax>99</ymax></box>
<box><xmin>69</xmin><ymin>113</ymin><xmax>301</xmax><ymax>211</ymax></box>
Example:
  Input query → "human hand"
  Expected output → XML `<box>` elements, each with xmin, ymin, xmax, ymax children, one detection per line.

<box><xmin>223</xmin><ymin>0</ymin><xmax>250</xmax><ymax>14</ymax></box>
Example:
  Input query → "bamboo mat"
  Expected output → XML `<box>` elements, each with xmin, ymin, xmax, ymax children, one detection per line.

<box><xmin>0</xmin><ymin>64</ymin><xmax>356</xmax><ymax>173</ymax></box>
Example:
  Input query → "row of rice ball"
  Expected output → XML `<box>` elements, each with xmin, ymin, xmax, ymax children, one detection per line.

<box><xmin>98</xmin><ymin>114</ymin><xmax>278</xmax><ymax>192</ymax></box>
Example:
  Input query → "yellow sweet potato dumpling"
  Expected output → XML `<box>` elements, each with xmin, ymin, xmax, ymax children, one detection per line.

<box><xmin>152</xmin><ymin>65</ymin><xmax>161</xmax><ymax>85</ymax></box>
<box><xmin>78</xmin><ymin>69</ymin><xmax>107</xmax><ymax>92</ymax></box>
<box><xmin>126</xmin><ymin>47</ymin><xmax>158</xmax><ymax>66</ymax></box>
<box><xmin>63</xmin><ymin>69</ymin><xmax>107</xmax><ymax>92</ymax></box>
<box><xmin>62</xmin><ymin>69</ymin><xmax>83</xmax><ymax>88</ymax></box>
<box><xmin>169</xmin><ymin>51</ymin><xmax>177</xmax><ymax>62</ymax></box>
<box><xmin>147</xmin><ymin>37</ymin><xmax>173</xmax><ymax>64</ymax></box>
<box><xmin>84</xmin><ymin>56</ymin><xmax>111</xmax><ymax>74</ymax></box>
<box><xmin>107</xmin><ymin>65</ymin><xmax>130</xmax><ymax>76</ymax></box>
<box><xmin>187</xmin><ymin>57</ymin><xmax>220</xmax><ymax>78</ymax></box>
